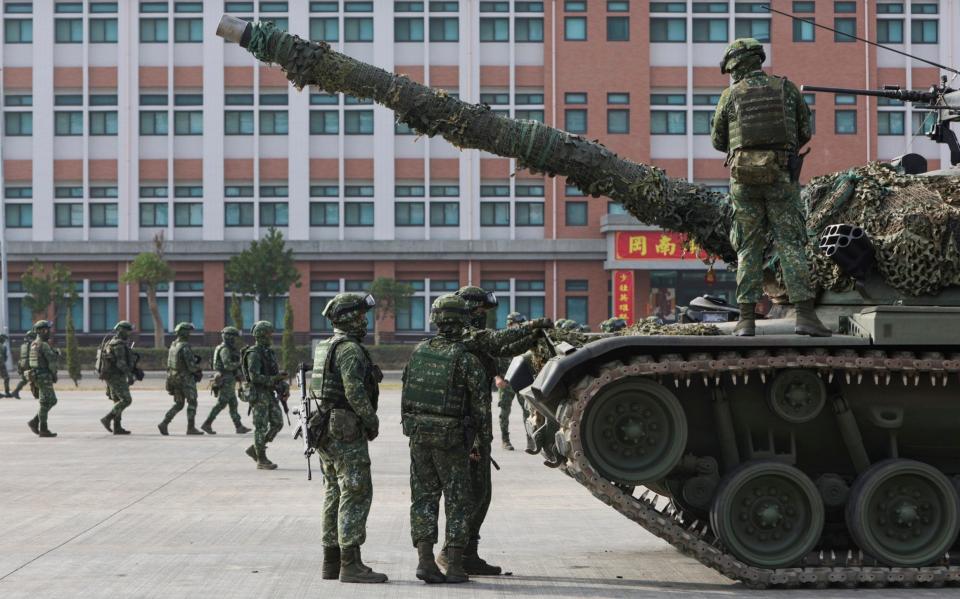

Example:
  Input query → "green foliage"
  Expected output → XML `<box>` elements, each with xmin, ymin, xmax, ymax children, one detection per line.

<box><xmin>368</xmin><ymin>277</ymin><xmax>414</xmax><ymax>345</ymax></box>
<box><xmin>64</xmin><ymin>291</ymin><xmax>81</xmax><ymax>386</ymax></box>
<box><xmin>281</xmin><ymin>298</ymin><xmax>296</xmax><ymax>379</ymax></box>
<box><xmin>120</xmin><ymin>234</ymin><xmax>174</xmax><ymax>348</ymax></box>
<box><xmin>230</xmin><ymin>294</ymin><xmax>244</xmax><ymax>332</ymax></box>
<box><xmin>225</xmin><ymin>228</ymin><xmax>302</xmax><ymax>304</ymax></box>
<box><xmin>21</xmin><ymin>260</ymin><xmax>72</xmax><ymax>323</ymax></box>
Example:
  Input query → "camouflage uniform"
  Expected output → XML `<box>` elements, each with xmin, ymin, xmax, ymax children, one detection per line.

<box><xmin>27</xmin><ymin>321</ymin><xmax>59</xmax><ymax>437</ymax></box>
<box><xmin>11</xmin><ymin>332</ymin><xmax>34</xmax><ymax>399</ymax></box>
<box><xmin>600</xmin><ymin>317</ymin><xmax>627</xmax><ymax>333</ymax></box>
<box><xmin>202</xmin><ymin>327</ymin><xmax>250</xmax><ymax>435</ymax></box>
<box><xmin>0</xmin><ymin>335</ymin><xmax>10</xmax><ymax>397</ymax></box>
<box><xmin>159</xmin><ymin>322</ymin><xmax>204</xmax><ymax>435</ymax></box>
<box><xmin>496</xmin><ymin>312</ymin><xmax>527</xmax><ymax>451</ymax></box>
<box><xmin>99</xmin><ymin>321</ymin><xmax>137</xmax><ymax>435</ymax></box>
<box><xmin>243</xmin><ymin>321</ymin><xmax>285</xmax><ymax>469</ymax></box>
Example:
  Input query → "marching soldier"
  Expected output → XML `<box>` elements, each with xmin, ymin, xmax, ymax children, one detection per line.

<box><xmin>27</xmin><ymin>320</ymin><xmax>59</xmax><ymax>437</ymax></box>
<box><xmin>158</xmin><ymin>322</ymin><xmax>204</xmax><ymax>435</ymax></box>
<box><xmin>98</xmin><ymin>321</ymin><xmax>139</xmax><ymax>435</ymax></box>
<box><xmin>201</xmin><ymin>326</ymin><xmax>251</xmax><ymax>435</ymax></box>
<box><xmin>242</xmin><ymin>321</ymin><xmax>285</xmax><ymax>470</ymax></box>
<box><xmin>10</xmin><ymin>330</ymin><xmax>35</xmax><ymax>400</ymax></box>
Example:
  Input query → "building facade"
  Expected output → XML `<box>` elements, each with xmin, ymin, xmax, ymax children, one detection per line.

<box><xmin>0</xmin><ymin>0</ymin><xmax>955</xmax><ymax>341</ymax></box>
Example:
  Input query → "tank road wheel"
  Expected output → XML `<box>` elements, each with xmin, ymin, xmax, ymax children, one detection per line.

<box><xmin>766</xmin><ymin>369</ymin><xmax>827</xmax><ymax>424</ymax></box>
<box><xmin>846</xmin><ymin>459</ymin><xmax>960</xmax><ymax>567</ymax></box>
<box><xmin>581</xmin><ymin>378</ymin><xmax>687</xmax><ymax>486</ymax></box>
<box><xmin>710</xmin><ymin>461</ymin><xmax>825</xmax><ymax>568</ymax></box>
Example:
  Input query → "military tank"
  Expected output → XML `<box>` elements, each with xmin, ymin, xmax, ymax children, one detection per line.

<box><xmin>218</xmin><ymin>17</ymin><xmax>960</xmax><ymax>588</ymax></box>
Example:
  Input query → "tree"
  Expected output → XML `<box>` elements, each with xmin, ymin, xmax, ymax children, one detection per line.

<box><xmin>230</xmin><ymin>294</ymin><xmax>244</xmax><ymax>332</ymax></box>
<box><xmin>281</xmin><ymin>298</ymin><xmax>296</xmax><ymax>379</ymax></box>
<box><xmin>225</xmin><ymin>227</ymin><xmax>301</xmax><ymax>312</ymax></box>
<box><xmin>64</xmin><ymin>290</ymin><xmax>81</xmax><ymax>386</ymax></box>
<box><xmin>21</xmin><ymin>260</ymin><xmax>72</xmax><ymax>324</ymax></box>
<box><xmin>121</xmin><ymin>232</ymin><xmax>174</xmax><ymax>348</ymax></box>
<box><xmin>368</xmin><ymin>277</ymin><xmax>414</xmax><ymax>345</ymax></box>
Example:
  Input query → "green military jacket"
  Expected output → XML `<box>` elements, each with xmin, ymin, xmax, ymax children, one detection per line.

<box><xmin>214</xmin><ymin>343</ymin><xmax>242</xmax><ymax>382</ymax></box>
<box><xmin>0</xmin><ymin>341</ymin><xmax>7</xmax><ymax>364</ymax></box>
<box><xmin>243</xmin><ymin>342</ymin><xmax>279</xmax><ymax>402</ymax></box>
<box><xmin>103</xmin><ymin>336</ymin><xmax>134</xmax><ymax>380</ymax></box>
<box><xmin>313</xmin><ymin>332</ymin><xmax>380</xmax><ymax>434</ymax></box>
<box><xmin>28</xmin><ymin>339</ymin><xmax>58</xmax><ymax>378</ymax></box>
<box><xmin>167</xmin><ymin>339</ymin><xmax>201</xmax><ymax>380</ymax></box>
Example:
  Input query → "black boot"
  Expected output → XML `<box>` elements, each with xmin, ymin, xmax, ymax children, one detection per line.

<box><xmin>462</xmin><ymin>539</ymin><xmax>501</xmax><ymax>575</ymax></box>
<box><xmin>339</xmin><ymin>546</ymin><xmax>387</xmax><ymax>583</ymax></box>
<box><xmin>444</xmin><ymin>547</ymin><xmax>469</xmax><ymax>584</ymax></box>
<box><xmin>245</xmin><ymin>444</ymin><xmax>258</xmax><ymax>462</ymax></box>
<box><xmin>4</xmin><ymin>379</ymin><xmax>10</xmax><ymax>397</ymax></box>
<box><xmin>27</xmin><ymin>416</ymin><xmax>39</xmax><ymax>436</ymax></box>
<box><xmin>186</xmin><ymin>416</ymin><xmax>204</xmax><ymax>435</ymax></box>
<box><xmin>100</xmin><ymin>413</ymin><xmax>114</xmax><ymax>433</ymax></box>
<box><xmin>157</xmin><ymin>420</ymin><xmax>169</xmax><ymax>436</ymax></box>
<box><xmin>415</xmin><ymin>541</ymin><xmax>445</xmax><ymax>584</ymax></box>
<box><xmin>501</xmin><ymin>433</ymin><xmax>514</xmax><ymax>451</ymax></box>
<box><xmin>257</xmin><ymin>449</ymin><xmax>277</xmax><ymax>470</ymax></box>
<box><xmin>200</xmin><ymin>418</ymin><xmax>216</xmax><ymax>435</ymax></box>
<box><xmin>734</xmin><ymin>303</ymin><xmax>756</xmax><ymax>337</ymax></box>
<box><xmin>113</xmin><ymin>415</ymin><xmax>130</xmax><ymax>435</ymax></box>
<box><xmin>235</xmin><ymin>423</ymin><xmax>251</xmax><ymax>434</ymax></box>
<box><xmin>794</xmin><ymin>300</ymin><xmax>832</xmax><ymax>337</ymax></box>
<box><xmin>38</xmin><ymin>423</ymin><xmax>57</xmax><ymax>438</ymax></box>
<box><xmin>322</xmin><ymin>546</ymin><xmax>341</xmax><ymax>580</ymax></box>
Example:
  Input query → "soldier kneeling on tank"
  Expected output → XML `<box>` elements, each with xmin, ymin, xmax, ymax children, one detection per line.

<box><xmin>402</xmin><ymin>294</ymin><xmax>488</xmax><ymax>584</ymax></box>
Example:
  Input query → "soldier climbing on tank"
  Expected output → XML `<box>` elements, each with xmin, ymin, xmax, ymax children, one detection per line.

<box><xmin>27</xmin><ymin>320</ymin><xmax>59</xmax><ymax>437</ymax></box>
<box><xmin>711</xmin><ymin>38</ymin><xmax>831</xmax><ymax>337</ymax></box>
<box><xmin>158</xmin><ymin>322</ymin><xmax>204</xmax><ymax>435</ymax></box>
<box><xmin>10</xmin><ymin>330</ymin><xmax>35</xmax><ymax>400</ymax></box>
<box><xmin>496</xmin><ymin>312</ymin><xmax>528</xmax><ymax>451</ymax></box>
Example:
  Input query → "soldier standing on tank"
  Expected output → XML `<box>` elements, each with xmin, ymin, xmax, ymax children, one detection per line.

<box><xmin>158</xmin><ymin>322</ymin><xmax>204</xmax><ymax>436</ymax></box>
<box><xmin>312</xmin><ymin>292</ymin><xmax>387</xmax><ymax>584</ymax></box>
<box><xmin>98</xmin><ymin>321</ymin><xmax>137</xmax><ymax>435</ymax></box>
<box><xmin>496</xmin><ymin>312</ymin><xmax>528</xmax><ymax>451</ymax></box>
<box><xmin>10</xmin><ymin>330</ymin><xmax>34</xmax><ymax>400</ymax></box>
<box><xmin>201</xmin><ymin>326</ymin><xmax>252</xmax><ymax>435</ymax></box>
<box><xmin>27</xmin><ymin>320</ymin><xmax>59</xmax><ymax>437</ymax></box>
<box><xmin>402</xmin><ymin>294</ymin><xmax>487</xmax><ymax>585</ymax></box>
<box><xmin>242</xmin><ymin>321</ymin><xmax>285</xmax><ymax>470</ymax></box>
<box><xmin>711</xmin><ymin>38</ymin><xmax>831</xmax><ymax>338</ymax></box>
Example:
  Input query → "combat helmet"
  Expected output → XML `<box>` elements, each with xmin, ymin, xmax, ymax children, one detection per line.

<box><xmin>114</xmin><ymin>320</ymin><xmax>134</xmax><ymax>331</ymax></box>
<box><xmin>221</xmin><ymin>326</ymin><xmax>241</xmax><ymax>337</ymax></box>
<box><xmin>33</xmin><ymin>320</ymin><xmax>52</xmax><ymax>331</ymax></box>
<box><xmin>455</xmin><ymin>286</ymin><xmax>498</xmax><ymax>311</ymax></box>
<box><xmin>601</xmin><ymin>317</ymin><xmax>627</xmax><ymax>333</ymax></box>
<box><xmin>430</xmin><ymin>294</ymin><xmax>470</xmax><ymax>328</ymax></box>
<box><xmin>720</xmin><ymin>38</ymin><xmax>765</xmax><ymax>74</ymax></box>
<box><xmin>174</xmin><ymin>322</ymin><xmax>195</xmax><ymax>336</ymax></box>
<box><xmin>252</xmin><ymin>320</ymin><xmax>274</xmax><ymax>337</ymax></box>
<box><xmin>322</xmin><ymin>292</ymin><xmax>376</xmax><ymax>322</ymax></box>
<box><xmin>506</xmin><ymin>311</ymin><xmax>527</xmax><ymax>326</ymax></box>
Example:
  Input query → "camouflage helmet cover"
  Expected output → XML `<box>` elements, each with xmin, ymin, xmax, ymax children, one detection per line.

<box><xmin>721</xmin><ymin>37</ymin><xmax>765</xmax><ymax>74</ymax></box>
<box><xmin>322</xmin><ymin>292</ymin><xmax>376</xmax><ymax>322</ymax></box>
<box><xmin>506</xmin><ymin>311</ymin><xmax>526</xmax><ymax>325</ymax></box>
<box><xmin>252</xmin><ymin>320</ymin><xmax>274</xmax><ymax>337</ymax></box>
<box><xmin>455</xmin><ymin>285</ymin><xmax>498</xmax><ymax>311</ymax></box>
<box><xmin>430</xmin><ymin>294</ymin><xmax>469</xmax><ymax>327</ymax></box>
<box><xmin>33</xmin><ymin>320</ymin><xmax>53</xmax><ymax>330</ymax></box>
<box><xmin>221</xmin><ymin>326</ymin><xmax>241</xmax><ymax>336</ymax></box>
<box><xmin>114</xmin><ymin>320</ymin><xmax>134</xmax><ymax>331</ymax></box>
<box><xmin>174</xmin><ymin>322</ymin><xmax>195</xmax><ymax>334</ymax></box>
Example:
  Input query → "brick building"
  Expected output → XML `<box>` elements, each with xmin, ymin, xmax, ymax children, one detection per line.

<box><xmin>0</xmin><ymin>0</ymin><xmax>953</xmax><ymax>342</ymax></box>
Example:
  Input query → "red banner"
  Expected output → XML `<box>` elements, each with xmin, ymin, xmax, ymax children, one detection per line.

<box><xmin>615</xmin><ymin>231</ymin><xmax>694</xmax><ymax>261</ymax></box>
<box><xmin>613</xmin><ymin>270</ymin><xmax>635</xmax><ymax>325</ymax></box>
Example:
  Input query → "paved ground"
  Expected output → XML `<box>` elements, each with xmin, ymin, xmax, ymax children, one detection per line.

<box><xmin>0</xmin><ymin>386</ymin><xmax>953</xmax><ymax>598</ymax></box>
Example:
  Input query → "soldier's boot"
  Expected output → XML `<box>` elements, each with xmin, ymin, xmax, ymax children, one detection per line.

<box><xmin>185</xmin><ymin>416</ymin><xmax>204</xmax><ymax>435</ymax></box>
<box><xmin>794</xmin><ymin>300</ymin><xmax>832</xmax><ymax>337</ymax></box>
<box><xmin>11</xmin><ymin>387</ymin><xmax>20</xmax><ymax>399</ymax></box>
<box><xmin>38</xmin><ymin>423</ymin><xmax>57</xmax><ymax>438</ymax></box>
<box><xmin>415</xmin><ymin>542</ymin><xmax>446</xmax><ymax>584</ymax></box>
<box><xmin>4</xmin><ymin>379</ymin><xmax>10</xmax><ymax>397</ymax></box>
<box><xmin>200</xmin><ymin>417</ymin><xmax>216</xmax><ymax>435</ymax></box>
<box><xmin>256</xmin><ymin>449</ymin><xmax>278</xmax><ymax>470</ymax></box>
<box><xmin>235</xmin><ymin>423</ymin><xmax>251</xmax><ymax>434</ymax></box>
<box><xmin>444</xmin><ymin>547</ymin><xmax>469</xmax><ymax>584</ymax></box>
<box><xmin>734</xmin><ymin>303</ymin><xmax>756</xmax><ymax>337</ymax></box>
<box><xmin>113</xmin><ymin>415</ymin><xmax>131</xmax><ymax>435</ymax></box>
<box><xmin>99</xmin><ymin>413</ymin><xmax>114</xmax><ymax>433</ymax></box>
<box><xmin>245</xmin><ymin>444</ymin><xmax>258</xmax><ymax>462</ymax></box>
<box><xmin>501</xmin><ymin>433</ymin><xmax>515</xmax><ymax>451</ymax></box>
<box><xmin>338</xmin><ymin>546</ymin><xmax>387</xmax><ymax>584</ymax></box>
<box><xmin>321</xmin><ymin>546</ymin><xmax>341</xmax><ymax>580</ymax></box>
<box><xmin>462</xmin><ymin>539</ymin><xmax>501</xmax><ymax>575</ymax></box>
<box><xmin>27</xmin><ymin>416</ymin><xmax>40</xmax><ymax>436</ymax></box>
<box><xmin>157</xmin><ymin>419</ymin><xmax>169</xmax><ymax>436</ymax></box>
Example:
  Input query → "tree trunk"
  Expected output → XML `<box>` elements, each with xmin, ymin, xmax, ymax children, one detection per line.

<box><xmin>147</xmin><ymin>285</ymin><xmax>165</xmax><ymax>348</ymax></box>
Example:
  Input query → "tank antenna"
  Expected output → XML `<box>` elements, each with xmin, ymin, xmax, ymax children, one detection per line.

<box><xmin>762</xmin><ymin>4</ymin><xmax>960</xmax><ymax>76</ymax></box>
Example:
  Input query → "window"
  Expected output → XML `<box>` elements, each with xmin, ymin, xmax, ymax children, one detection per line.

<box><xmin>396</xmin><ymin>185</ymin><xmax>425</xmax><ymax>197</ymax></box>
<box><xmin>565</xmin><ymin>0</ymin><xmax>586</xmax><ymax>10</ymax></box>
<box><xmin>430</xmin><ymin>1</ymin><xmax>459</xmax><ymax>10</ymax></box>
<box><xmin>174</xmin><ymin>298</ymin><xmax>203</xmax><ymax>331</ymax></box>
<box><xmin>793</xmin><ymin>1</ymin><xmax>815</xmax><ymax>11</ymax></box>
<box><xmin>395</xmin><ymin>1</ymin><xmax>424</xmax><ymax>11</ymax></box>
<box><xmin>4</xmin><ymin>113</ymin><xmax>32</xmax><ymax>136</ymax></box>
<box><xmin>429</xmin><ymin>17</ymin><xmax>458</xmax><ymax>41</ymax></box>
<box><xmin>4</xmin><ymin>18</ymin><xmax>32</xmax><ymax>43</ymax></box>
<box><xmin>651</xmin><ymin>108</ymin><xmax>686</xmax><ymax>134</ymax></box>
<box><xmin>565</xmin><ymin>296</ymin><xmax>588</xmax><ymax>325</ymax></box>
<box><xmin>911</xmin><ymin>20</ymin><xmax>937</xmax><ymax>43</ymax></box>
<box><xmin>174</xmin><ymin>18</ymin><xmax>202</xmax><ymax>42</ymax></box>
<box><xmin>90</xmin><ymin>297</ymin><xmax>119</xmax><ymax>332</ymax></box>
<box><xmin>141</xmin><ymin>1</ymin><xmax>170</xmax><ymax>12</ymax></box>
<box><xmin>835</xmin><ymin>18</ymin><xmax>856</xmax><ymax>41</ymax></box>
<box><xmin>565</xmin><ymin>92</ymin><xmax>587</xmax><ymax>104</ymax></box>
<box><xmin>140</xmin><ymin>203</ymin><xmax>168</xmax><ymax>227</ymax></box>
<box><xmin>607</xmin><ymin>17</ymin><xmax>629</xmax><ymax>41</ymax></box>
<box><xmin>345</xmin><ymin>110</ymin><xmax>373</xmax><ymax>134</ymax></box>
<box><xmin>693</xmin><ymin>18</ymin><xmax>727</xmax><ymax>42</ymax></box>
<box><xmin>794</xmin><ymin>17</ymin><xmax>815</xmax><ymax>41</ymax></box>
<box><xmin>565</xmin><ymin>202</ymin><xmax>588</xmax><ymax>226</ymax></box>
<box><xmin>90</xmin><ymin>203</ymin><xmax>118</xmax><ymax>227</ymax></box>
<box><xmin>54</xmin><ymin>186</ymin><xmax>81</xmax><ymax>199</ymax></box>
<box><xmin>225</xmin><ymin>185</ymin><xmax>253</xmax><ymax>197</ymax></box>
<box><xmin>90</xmin><ymin>111</ymin><xmax>118</xmax><ymax>135</ymax></box>
<box><xmin>565</xmin><ymin>109</ymin><xmax>587</xmax><ymax>134</ymax></box>
<box><xmin>55</xmin><ymin>112</ymin><xmax>83</xmax><ymax>135</ymax></box>
<box><xmin>5</xmin><ymin>204</ymin><xmax>32</xmax><ymax>228</ymax></box>
<box><xmin>260</xmin><ymin>185</ymin><xmax>288</xmax><ymax>198</ymax></box>
<box><xmin>607</xmin><ymin>92</ymin><xmax>630</xmax><ymax>105</ymax></box>
<box><xmin>693</xmin><ymin>111</ymin><xmax>714</xmax><ymax>134</ymax></box>
<box><xmin>345</xmin><ymin>185</ymin><xmax>374</xmax><ymax>197</ymax></box>
<box><xmin>395</xmin><ymin>202</ymin><xmax>425</xmax><ymax>226</ymax></box>
<box><xmin>140</xmin><ymin>296</ymin><xmax>169</xmax><ymax>332</ymax></box>
<box><xmin>481</xmin><ymin>1</ymin><xmax>508</xmax><ymax>10</ymax></box>
<box><xmin>515</xmin><ymin>109</ymin><xmax>544</xmax><ymax>122</ymax></box>
<box><xmin>345</xmin><ymin>202</ymin><xmax>374</xmax><ymax>226</ymax></box>
<box><xmin>480</xmin><ymin>202</ymin><xmax>510</xmax><ymax>226</ymax></box>
<box><xmin>607</xmin><ymin>0</ymin><xmax>629</xmax><ymax>10</ymax></box>
<box><xmin>311</xmin><ymin>184</ymin><xmax>339</xmax><ymax>197</ymax></box>
<box><xmin>835</xmin><ymin>110</ymin><xmax>856</xmax><ymax>134</ymax></box>
<box><xmin>516</xmin><ymin>202</ymin><xmax>544</xmax><ymax>226</ymax></box>
<box><xmin>395</xmin><ymin>282</ymin><xmax>425</xmax><ymax>332</ymax></box>
<box><xmin>140</xmin><ymin>111</ymin><xmax>168</xmax><ymax>135</ymax></box>
<box><xmin>515</xmin><ymin>183</ymin><xmax>543</xmax><ymax>197</ymax></box>
<box><xmin>260</xmin><ymin>110</ymin><xmax>288</xmax><ymax>134</ymax></box>
<box><xmin>516</xmin><ymin>17</ymin><xmax>544</xmax><ymax>41</ymax></box>
<box><xmin>650</xmin><ymin>18</ymin><xmax>685</xmax><ymax>42</ymax></box>
<box><xmin>310</xmin><ymin>202</ymin><xmax>339</xmax><ymax>226</ymax></box>
<box><xmin>140</xmin><ymin>17</ymin><xmax>168</xmax><ymax>42</ymax></box>
<box><xmin>877</xmin><ymin>2</ymin><xmax>904</xmax><ymax>12</ymax></box>
<box><xmin>225</xmin><ymin>202</ymin><xmax>254</xmax><ymax>226</ymax></box>
<box><xmin>607</xmin><ymin>109</ymin><xmax>629</xmax><ymax>134</ymax></box>
<box><xmin>735</xmin><ymin>18</ymin><xmax>770</xmax><ymax>41</ymax></box>
<box><xmin>4</xmin><ymin>187</ymin><xmax>32</xmax><ymax>199</ymax></box>
<box><xmin>55</xmin><ymin>204</ymin><xmax>83</xmax><ymax>227</ymax></box>
<box><xmin>90</xmin><ymin>18</ymin><xmax>117</xmax><ymax>42</ymax></box>
<box><xmin>565</xmin><ymin>17</ymin><xmax>586</xmax><ymax>40</ymax></box>
<box><xmin>345</xmin><ymin>17</ymin><xmax>373</xmax><ymax>41</ymax></box>
<box><xmin>259</xmin><ymin>202</ymin><xmax>288</xmax><ymax>226</ymax></box>
<box><xmin>55</xmin><ymin>18</ymin><xmax>82</xmax><ymax>43</ymax></box>
<box><xmin>430</xmin><ymin>184</ymin><xmax>460</xmax><ymax>197</ymax></box>
<box><xmin>878</xmin><ymin>111</ymin><xmax>905</xmax><ymax>135</ymax></box>
<box><xmin>90</xmin><ymin>186</ymin><xmax>118</xmax><ymax>198</ymax></box>
<box><xmin>429</xmin><ymin>202</ymin><xmax>459</xmax><ymax>226</ymax></box>
<box><xmin>395</xmin><ymin>17</ymin><xmax>424</xmax><ymax>41</ymax></box>
<box><xmin>877</xmin><ymin>19</ymin><xmax>903</xmax><ymax>43</ymax></box>
<box><xmin>174</xmin><ymin>203</ymin><xmax>202</xmax><ymax>226</ymax></box>
<box><xmin>913</xmin><ymin>3</ymin><xmax>937</xmax><ymax>14</ymax></box>
<box><xmin>480</xmin><ymin>17</ymin><xmax>508</xmax><ymax>41</ymax></box>
<box><xmin>835</xmin><ymin>1</ymin><xmax>856</xmax><ymax>12</ymax></box>
<box><xmin>224</xmin><ymin>110</ymin><xmax>253</xmax><ymax>135</ymax></box>
<box><xmin>175</xmin><ymin>185</ymin><xmax>202</xmax><ymax>197</ymax></box>
<box><xmin>481</xmin><ymin>184</ymin><xmax>509</xmax><ymax>197</ymax></box>
<box><xmin>310</xmin><ymin>17</ymin><xmax>338</xmax><ymax>41</ymax></box>
<box><xmin>652</xmin><ymin>0</ymin><xmax>686</xmax><ymax>8</ymax></box>
<box><xmin>174</xmin><ymin>111</ymin><xmax>202</xmax><ymax>135</ymax></box>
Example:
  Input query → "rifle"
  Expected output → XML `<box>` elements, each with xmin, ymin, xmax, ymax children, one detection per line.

<box><xmin>130</xmin><ymin>342</ymin><xmax>145</xmax><ymax>383</ymax></box>
<box><xmin>275</xmin><ymin>373</ymin><xmax>291</xmax><ymax>425</ymax></box>
<box><xmin>292</xmin><ymin>361</ymin><xmax>315</xmax><ymax>480</ymax></box>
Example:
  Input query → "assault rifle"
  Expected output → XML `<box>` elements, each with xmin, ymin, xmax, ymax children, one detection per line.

<box><xmin>130</xmin><ymin>342</ymin><xmax>145</xmax><ymax>382</ymax></box>
<box><xmin>292</xmin><ymin>362</ymin><xmax>315</xmax><ymax>480</ymax></box>
<box><xmin>275</xmin><ymin>373</ymin><xmax>291</xmax><ymax>425</ymax></box>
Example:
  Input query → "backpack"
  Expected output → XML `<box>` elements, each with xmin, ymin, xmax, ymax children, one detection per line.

<box><xmin>94</xmin><ymin>335</ymin><xmax>112</xmax><ymax>380</ymax></box>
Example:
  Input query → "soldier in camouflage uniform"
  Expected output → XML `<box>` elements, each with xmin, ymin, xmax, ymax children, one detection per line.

<box><xmin>496</xmin><ymin>312</ymin><xmax>527</xmax><ymax>451</ymax></box>
<box><xmin>711</xmin><ymin>38</ymin><xmax>831</xmax><ymax>338</ymax></box>
<box><xmin>436</xmin><ymin>286</ymin><xmax>552</xmax><ymax>575</ymax></box>
<box><xmin>0</xmin><ymin>334</ymin><xmax>11</xmax><ymax>397</ymax></box>
<box><xmin>600</xmin><ymin>317</ymin><xmax>627</xmax><ymax>333</ymax></box>
<box><xmin>98</xmin><ymin>321</ymin><xmax>138</xmax><ymax>435</ymax></box>
<box><xmin>158</xmin><ymin>322</ymin><xmax>204</xmax><ymax>436</ymax></box>
<box><xmin>27</xmin><ymin>320</ymin><xmax>59</xmax><ymax>437</ymax></box>
<box><xmin>402</xmin><ymin>295</ymin><xmax>487</xmax><ymax>584</ymax></box>
<box><xmin>10</xmin><ymin>330</ymin><xmax>34</xmax><ymax>400</ymax></box>
<box><xmin>201</xmin><ymin>326</ymin><xmax>252</xmax><ymax>435</ymax></box>
<box><xmin>242</xmin><ymin>321</ymin><xmax>285</xmax><ymax>469</ymax></box>
<box><xmin>312</xmin><ymin>293</ymin><xmax>387</xmax><ymax>584</ymax></box>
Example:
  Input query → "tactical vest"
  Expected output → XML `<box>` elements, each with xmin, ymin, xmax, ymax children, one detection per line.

<box><xmin>97</xmin><ymin>336</ymin><xmax>126</xmax><ymax>379</ymax></box>
<box><xmin>727</xmin><ymin>75</ymin><xmax>797</xmax><ymax>153</ymax></box>
<box><xmin>167</xmin><ymin>340</ymin><xmax>186</xmax><ymax>371</ymax></box>
<box><xmin>401</xmin><ymin>337</ymin><xmax>467</xmax><ymax>420</ymax></box>
<box><xmin>241</xmin><ymin>344</ymin><xmax>277</xmax><ymax>387</ymax></box>
<box><xmin>28</xmin><ymin>340</ymin><xmax>50</xmax><ymax>372</ymax></box>
<box><xmin>311</xmin><ymin>335</ymin><xmax>349</xmax><ymax>406</ymax></box>
<box><xmin>214</xmin><ymin>343</ymin><xmax>238</xmax><ymax>374</ymax></box>
<box><xmin>18</xmin><ymin>341</ymin><xmax>30</xmax><ymax>370</ymax></box>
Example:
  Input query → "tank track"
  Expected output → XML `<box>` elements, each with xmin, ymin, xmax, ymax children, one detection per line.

<box><xmin>559</xmin><ymin>346</ymin><xmax>960</xmax><ymax>589</ymax></box>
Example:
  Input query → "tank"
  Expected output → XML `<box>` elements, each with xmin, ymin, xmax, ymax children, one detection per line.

<box><xmin>219</xmin><ymin>17</ymin><xmax>960</xmax><ymax>588</ymax></box>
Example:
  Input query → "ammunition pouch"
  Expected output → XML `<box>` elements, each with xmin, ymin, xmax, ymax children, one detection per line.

<box><xmin>730</xmin><ymin>149</ymin><xmax>782</xmax><ymax>185</ymax></box>
<box><xmin>165</xmin><ymin>376</ymin><xmax>176</xmax><ymax>396</ymax></box>
<box><xmin>328</xmin><ymin>408</ymin><xmax>361</xmax><ymax>443</ymax></box>
<box><xmin>401</xmin><ymin>413</ymin><xmax>466</xmax><ymax>449</ymax></box>
<box><xmin>307</xmin><ymin>407</ymin><xmax>332</xmax><ymax>449</ymax></box>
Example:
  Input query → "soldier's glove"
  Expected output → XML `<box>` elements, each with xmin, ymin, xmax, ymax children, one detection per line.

<box><xmin>127</xmin><ymin>375</ymin><xmax>135</xmax><ymax>386</ymax></box>
<box><xmin>366</xmin><ymin>426</ymin><xmax>379</xmax><ymax>442</ymax></box>
<box><xmin>469</xmin><ymin>447</ymin><xmax>482</xmax><ymax>462</ymax></box>
<box><xmin>525</xmin><ymin>318</ymin><xmax>554</xmax><ymax>330</ymax></box>
<box><xmin>365</xmin><ymin>414</ymin><xmax>380</xmax><ymax>441</ymax></box>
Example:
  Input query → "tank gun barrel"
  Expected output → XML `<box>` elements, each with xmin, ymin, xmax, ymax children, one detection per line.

<box><xmin>217</xmin><ymin>16</ymin><xmax>737</xmax><ymax>263</ymax></box>
<box><xmin>802</xmin><ymin>85</ymin><xmax>937</xmax><ymax>105</ymax></box>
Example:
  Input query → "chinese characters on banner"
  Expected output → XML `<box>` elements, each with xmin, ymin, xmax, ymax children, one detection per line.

<box><xmin>613</xmin><ymin>270</ymin><xmax>635</xmax><ymax>325</ymax></box>
<box><xmin>614</xmin><ymin>231</ymin><xmax>703</xmax><ymax>261</ymax></box>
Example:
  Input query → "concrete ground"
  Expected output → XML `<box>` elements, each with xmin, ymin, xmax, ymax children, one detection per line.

<box><xmin>0</xmin><ymin>385</ymin><xmax>952</xmax><ymax>599</ymax></box>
